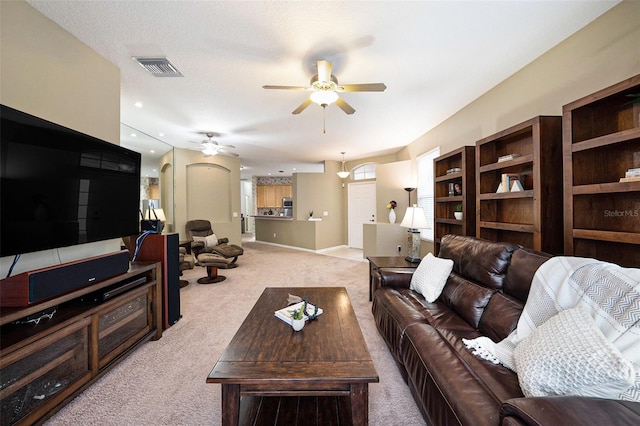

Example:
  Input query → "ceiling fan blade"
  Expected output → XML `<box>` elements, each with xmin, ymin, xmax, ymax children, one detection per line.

<box><xmin>219</xmin><ymin>150</ymin><xmax>240</xmax><ymax>157</ymax></box>
<box><xmin>317</xmin><ymin>60</ymin><xmax>332</xmax><ymax>82</ymax></box>
<box><xmin>263</xmin><ymin>85</ymin><xmax>308</xmax><ymax>90</ymax></box>
<box><xmin>338</xmin><ymin>83</ymin><xmax>387</xmax><ymax>92</ymax></box>
<box><xmin>335</xmin><ymin>97</ymin><xmax>355</xmax><ymax>115</ymax></box>
<box><xmin>292</xmin><ymin>98</ymin><xmax>312</xmax><ymax>115</ymax></box>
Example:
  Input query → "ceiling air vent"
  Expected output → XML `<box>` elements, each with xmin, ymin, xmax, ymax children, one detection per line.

<box><xmin>132</xmin><ymin>56</ymin><xmax>183</xmax><ymax>77</ymax></box>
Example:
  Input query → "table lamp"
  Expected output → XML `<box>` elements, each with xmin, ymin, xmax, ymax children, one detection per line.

<box><xmin>400</xmin><ymin>204</ymin><xmax>430</xmax><ymax>263</ymax></box>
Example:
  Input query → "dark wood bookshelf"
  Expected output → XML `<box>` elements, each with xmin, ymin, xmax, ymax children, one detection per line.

<box><xmin>563</xmin><ymin>74</ymin><xmax>640</xmax><ymax>267</ymax></box>
<box><xmin>433</xmin><ymin>146</ymin><xmax>476</xmax><ymax>254</ymax></box>
<box><xmin>475</xmin><ymin>116</ymin><xmax>563</xmax><ymax>253</ymax></box>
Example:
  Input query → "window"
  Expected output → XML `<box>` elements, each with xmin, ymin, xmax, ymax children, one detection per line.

<box><xmin>353</xmin><ymin>163</ymin><xmax>376</xmax><ymax>180</ymax></box>
<box><xmin>417</xmin><ymin>147</ymin><xmax>440</xmax><ymax>241</ymax></box>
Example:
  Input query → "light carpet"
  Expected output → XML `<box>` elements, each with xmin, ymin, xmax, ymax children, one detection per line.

<box><xmin>45</xmin><ymin>242</ymin><xmax>426</xmax><ymax>426</ymax></box>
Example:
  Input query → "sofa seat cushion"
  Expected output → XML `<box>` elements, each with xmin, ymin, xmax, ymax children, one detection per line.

<box><xmin>372</xmin><ymin>288</ymin><xmax>430</xmax><ymax>361</ymax></box>
<box><xmin>402</xmin><ymin>324</ymin><xmax>523</xmax><ymax>426</ymax></box>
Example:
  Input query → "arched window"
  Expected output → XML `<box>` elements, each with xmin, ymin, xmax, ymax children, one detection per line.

<box><xmin>353</xmin><ymin>163</ymin><xmax>377</xmax><ymax>180</ymax></box>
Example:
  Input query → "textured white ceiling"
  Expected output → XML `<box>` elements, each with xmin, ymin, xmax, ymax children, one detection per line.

<box><xmin>27</xmin><ymin>0</ymin><xmax>619</xmax><ymax>178</ymax></box>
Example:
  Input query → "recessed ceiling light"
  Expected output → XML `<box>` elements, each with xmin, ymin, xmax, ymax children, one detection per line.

<box><xmin>134</xmin><ymin>102</ymin><xmax>143</xmax><ymax>108</ymax></box>
<box><xmin>293</xmin><ymin>168</ymin><xmax>297</xmax><ymax>171</ymax></box>
<box><xmin>131</xmin><ymin>133</ymin><xmax>136</xmax><ymax>137</ymax></box>
<box><xmin>150</xmin><ymin>150</ymin><xmax>155</xmax><ymax>153</ymax></box>
<box><xmin>158</xmin><ymin>133</ymin><xmax>164</xmax><ymax>137</ymax></box>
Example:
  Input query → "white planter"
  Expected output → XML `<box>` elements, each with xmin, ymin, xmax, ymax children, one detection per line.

<box><xmin>454</xmin><ymin>212</ymin><xmax>463</xmax><ymax>220</ymax></box>
<box><xmin>292</xmin><ymin>319</ymin><xmax>305</xmax><ymax>331</ymax></box>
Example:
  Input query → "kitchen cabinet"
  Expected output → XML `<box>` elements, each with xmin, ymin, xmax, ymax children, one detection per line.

<box><xmin>257</xmin><ymin>185</ymin><xmax>292</xmax><ymax>208</ymax></box>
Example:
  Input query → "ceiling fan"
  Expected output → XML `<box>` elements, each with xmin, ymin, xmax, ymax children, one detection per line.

<box><xmin>190</xmin><ymin>132</ymin><xmax>238</xmax><ymax>157</ymax></box>
<box><xmin>263</xmin><ymin>59</ymin><xmax>386</xmax><ymax>115</ymax></box>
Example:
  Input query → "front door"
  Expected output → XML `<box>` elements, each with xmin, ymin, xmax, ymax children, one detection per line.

<box><xmin>348</xmin><ymin>182</ymin><xmax>376</xmax><ymax>249</ymax></box>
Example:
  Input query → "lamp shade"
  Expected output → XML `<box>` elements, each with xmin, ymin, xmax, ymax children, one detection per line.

<box><xmin>145</xmin><ymin>208</ymin><xmax>166</xmax><ymax>222</ymax></box>
<box><xmin>400</xmin><ymin>205</ymin><xmax>430</xmax><ymax>229</ymax></box>
<box><xmin>153</xmin><ymin>208</ymin><xmax>166</xmax><ymax>222</ymax></box>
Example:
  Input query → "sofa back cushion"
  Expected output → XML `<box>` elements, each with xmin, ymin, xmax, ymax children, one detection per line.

<box><xmin>478</xmin><ymin>292</ymin><xmax>524</xmax><ymax>341</ymax></box>
<box><xmin>440</xmin><ymin>274</ymin><xmax>494</xmax><ymax>329</ymax></box>
<box><xmin>503</xmin><ymin>247</ymin><xmax>551</xmax><ymax>302</ymax></box>
<box><xmin>438</xmin><ymin>234</ymin><xmax>518</xmax><ymax>290</ymax></box>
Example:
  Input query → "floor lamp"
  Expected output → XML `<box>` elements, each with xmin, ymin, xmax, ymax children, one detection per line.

<box><xmin>400</xmin><ymin>204</ymin><xmax>430</xmax><ymax>263</ymax></box>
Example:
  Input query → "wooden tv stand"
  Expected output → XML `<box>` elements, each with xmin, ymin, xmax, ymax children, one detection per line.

<box><xmin>0</xmin><ymin>261</ymin><xmax>162</xmax><ymax>425</ymax></box>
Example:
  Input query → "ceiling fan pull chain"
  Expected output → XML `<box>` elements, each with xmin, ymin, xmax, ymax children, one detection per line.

<box><xmin>323</xmin><ymin>104</ymin><xmax>327</xmax><ymax>134</ymax></box>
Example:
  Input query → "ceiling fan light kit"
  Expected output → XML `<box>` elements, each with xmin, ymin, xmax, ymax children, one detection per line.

<box><xmin>310</xmin><ymin>90</ymin><xmax>339</xmax><ymax>105</ymax></box>
<box><xmin>263</xmin><ymin>59</ymin><xmax>386</xmax><ymax>116</ymax></box>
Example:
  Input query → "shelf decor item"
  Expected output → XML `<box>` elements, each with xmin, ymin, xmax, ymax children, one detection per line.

<box><xmin>454</xmin><ymin>204</ymin><xmax>463</xmax><ymax>220</ymax></box>
<box><xmin>386</xmin><ymin>200</ymin><xmax>397</xmax><ymax>223</ymax></box>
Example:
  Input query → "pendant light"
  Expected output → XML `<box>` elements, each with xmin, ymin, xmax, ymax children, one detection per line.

<box><xmin>337</xmin><ymin>152</ymin><xmax>350</xmax><ymax>179</ymax></box>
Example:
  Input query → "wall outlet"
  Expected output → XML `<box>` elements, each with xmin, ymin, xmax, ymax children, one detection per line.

<box><xmin>323</xmin><ymin>211</ymin><xmax>329</xmax><ymax>216</ymax></box>
<box><xmin>273</xmin><ymin>233</ymin><xmax>276</xmax><ymax>238</ymax></box>
<box><xmin>397</xmin><ymin>245</ymin><xmax>402</xmax><ymax>253</ymax></box>
<box><xmin>233</xmin><ymin>212</ymin><xmax>238</xmax><ymax>217</ymax></box>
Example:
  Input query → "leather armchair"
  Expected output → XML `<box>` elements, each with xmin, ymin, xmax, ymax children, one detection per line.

<box><xmin>184</xmin><ymin>219</ymin><xmax>243</xmax><ymax>263</ymax></box>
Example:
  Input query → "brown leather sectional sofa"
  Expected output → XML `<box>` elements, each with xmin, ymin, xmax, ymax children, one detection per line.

<box><xmin>371</xmin><ymin>234</ymin><xmax>640</xmax><ymax>425</ymax></box>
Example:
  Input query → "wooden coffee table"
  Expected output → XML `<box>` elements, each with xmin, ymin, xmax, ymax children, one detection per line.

<box><xmin>207</xmin><ymin>287</ymin><xmax>379</xmax><ymax>425</ymax></box>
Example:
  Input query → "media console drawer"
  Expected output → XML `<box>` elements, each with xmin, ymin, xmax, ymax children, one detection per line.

<box><xmin>98</xmin><ymin>285</ymin><xmax>153</xmax><ymax>368</ymax></box>
<box><xmin>0</xmin><ymin>318</ymin><xmax>91</xmax><ymax>426</ymax></box>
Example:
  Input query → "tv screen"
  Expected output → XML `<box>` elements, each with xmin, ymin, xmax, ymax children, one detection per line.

<box><xmin>0</xmin><ymin>105</ymin><xmax>141</xmax><ymax>258</ymax></box>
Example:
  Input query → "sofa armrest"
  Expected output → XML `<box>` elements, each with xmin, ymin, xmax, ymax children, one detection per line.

<box><xmin>372</xmin><ymin>268</ymin><xmax>415</xmax><ymax>295</ymax></box>
<box><xmin>501</xmin><ymin>396</ymin><xmax>640</xmax><ymax>426</ymax></box>
<box><xmin>217</xmin><ymin>237</ymin><xmax>229</xmax><ymax>245</ymax></box>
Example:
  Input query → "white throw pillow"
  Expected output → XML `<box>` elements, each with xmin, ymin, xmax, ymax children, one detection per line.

<box><xmin>409</xmin><ymin>252</ymin><xmax>454</xmax><ymax>303</ymax></box>
<box><xmin>514</xmin><ymin>306</ymin><xmax>635</xmax><ymax>398</ymax></box>
<box><xmin>204</xmin><ymin>233</ymin><xmax>219</xmax><ymax>248</ymax></box>
<box><xmin>192</xmin><ymin>236</ymin><xmax>207</xmax><ymax>245</ymax></box>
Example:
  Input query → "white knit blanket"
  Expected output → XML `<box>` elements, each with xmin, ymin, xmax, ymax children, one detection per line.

<box><xmin>463</xmin><ymin>256</ymin><xmax>640</xmax><ymax>401</ymax></box>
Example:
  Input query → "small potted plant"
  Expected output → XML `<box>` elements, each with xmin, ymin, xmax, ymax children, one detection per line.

<box><xmin>454</xmin><ymin>204</ymin><xmax>463</xmax><ymax>220</ymax></box>
<box><xmin>289</xmin><ymin>304</ymin><xmax>305</xmax><ymax>331</ymax></box>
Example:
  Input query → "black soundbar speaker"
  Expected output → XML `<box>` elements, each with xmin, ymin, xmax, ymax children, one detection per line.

<box><xmin>0</xmin><ymin>250</ymin><xmax>130</xmax><ymax>307</ymax></box>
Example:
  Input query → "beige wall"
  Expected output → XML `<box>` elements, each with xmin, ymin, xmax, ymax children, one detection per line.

<box><xmin>293</xmin><ymin>161</ymin><xmax>345</xmax><ymax>247</ymax></box>
<box><xmin>0</xmin><ymin>1</ymin><xmax>121</xmax><ymax>276</ymax></box>
<box><xmin>401</xmin><ymin>1</ymin><xmax>640</xmax><ymax>164</ymax></box>
<box><xmin>173</xmin><ymin>148</ymin><xmax>242</xmax><ymax>245</ymax></box>
<box><xmin>0</xmin><ymin>1</ymin><xmax>120</xmax><ymax>144</ymax></box>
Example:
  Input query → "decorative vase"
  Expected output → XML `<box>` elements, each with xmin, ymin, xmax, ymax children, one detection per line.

<box><xmin>292</xmin><ymin>319</ymin><xmax>305</xmax><ymax>331</ymax></box>
<box><xmin>454</xmin><ymin>212</ymin><xmax>463</xmax><ymax>220</ymax></box>
<box><xmin>389</xmin><ymin>209</ymin><xmax>396</xmax><ymax>224</ymax></box>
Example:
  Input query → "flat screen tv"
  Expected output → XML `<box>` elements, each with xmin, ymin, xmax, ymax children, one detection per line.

<box><xmin>0</xmin><ymin>105</ymin><xmax>141</xmax><ymax>258</ymax></box>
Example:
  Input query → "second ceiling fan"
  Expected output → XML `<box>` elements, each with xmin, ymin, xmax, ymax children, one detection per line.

<box><xmin>263</xmin><ymin>59</ymin><xmax>386</xmax><ymax>115</ymax></box>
